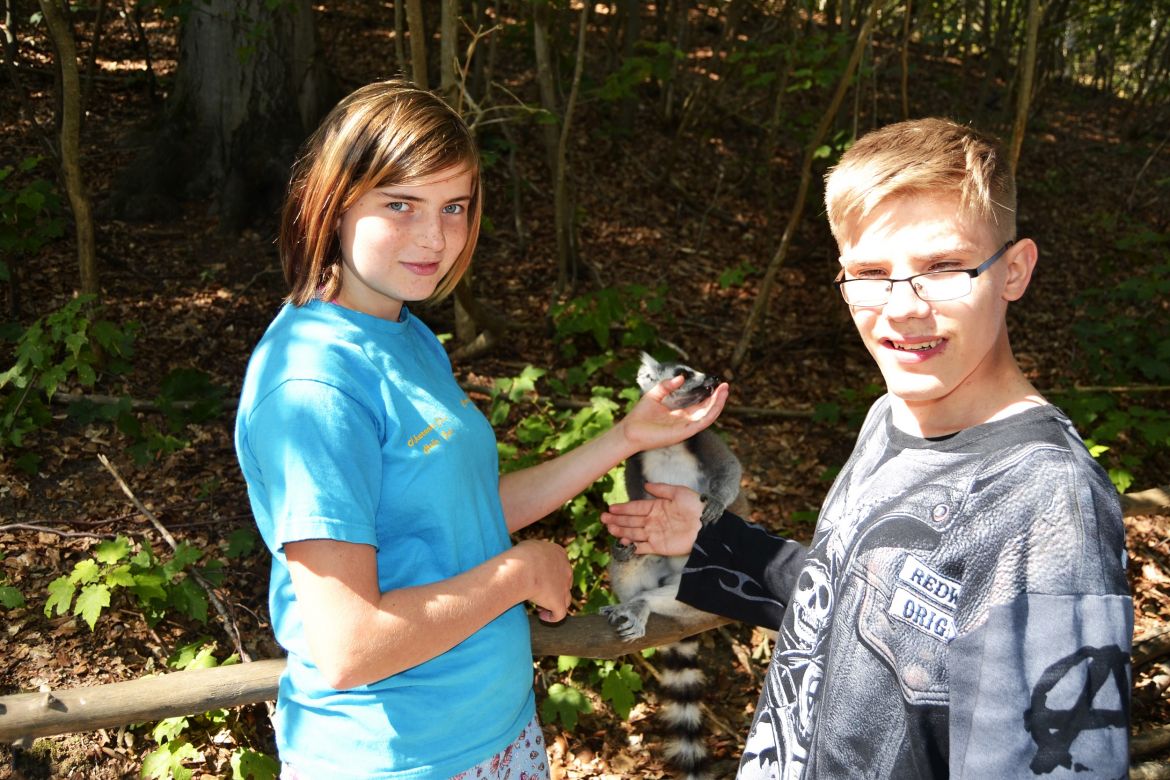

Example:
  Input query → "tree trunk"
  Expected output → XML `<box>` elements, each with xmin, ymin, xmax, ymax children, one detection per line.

<box><xmin>435</xmin><ymin>1</ymin><xmax>479</xmax><ymax>348</ymax></box>
<box><xmin>901</xmin><ymin>0</ymin><xmax>912</xmax><ymax>119</ymax></box>
<box><xmin>439</xmin><ymin>0</ymin><xmax>458</xmax><ymax>105</ymax></box>
<box><xmin>617</xmin><ymin>0</ymin><xmax>642</xmax><ymax>133</ymax></box>
<box><xmin>660</xmin><ymin>0</ymin><xmax>689</xmax><ymax>125</ymax></box>
<box><xmin>1008</xmin><ymin>0</ymin><xmax>1042</xmax><ymax>176</ymax></box>
<box><xmin>553</xmin><ymin>2</ymin><xmax>589</xmax><ymax>291</ymax></box>
<box><xmin>676</xmin><ymin>0</ymin><xmax>746</xmax><ymax>137</ymax></box>
<box><xmin>532</xmin><ymin>0</ymin><xmax>560</xmax><ymax>176</ymax></box>
<box><xmin>731</xmin><ymin>0</ymin><xmax>889</xmax><ymax>369</ymax></box>
<box><xmin>107</xmin><ymin>0</ymin><xmax>335</xmax><ymax>231</ymax></box>
<box><xmin>36</xmin><ymin>0</ymin><xmax>98</xmax><ymax>298</ymax></box>
<box><xmin>406</xmin><ymin>0</ymin><xmax>428</xmax><ymax>88</ymax></box>
<box><xmin>393</xmin><ymin>0</ymin><xmax>407</xmax><ymax>77</ymax></box>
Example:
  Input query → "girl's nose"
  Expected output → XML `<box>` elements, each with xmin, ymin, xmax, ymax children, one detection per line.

<box><xmin>416</xmin><ymin>214</ymin><xmax>446</xmax><ymax>250</ymax></box>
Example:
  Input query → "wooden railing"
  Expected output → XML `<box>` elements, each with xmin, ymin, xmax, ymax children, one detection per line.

<box><xmin>0</xmin><ymin>611</ymin><xmax>728</xmax><ymax>743</ymax></box>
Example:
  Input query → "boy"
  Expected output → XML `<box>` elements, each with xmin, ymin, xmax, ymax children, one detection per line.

<box><xmin>602</xmin><ymin>118</ymin><xmax>1132</xmax><ymax>778</ymax></box>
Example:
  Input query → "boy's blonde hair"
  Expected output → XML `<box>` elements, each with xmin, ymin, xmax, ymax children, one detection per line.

<box><xmin>279</xmin><ymin>79</ymin><xmax>482</xmax><ymax>306</ymax></box>
<box><xmin>824</xmin><ymin>118</ymin><xmax>1016</xmax><ymax>246</ymax></box>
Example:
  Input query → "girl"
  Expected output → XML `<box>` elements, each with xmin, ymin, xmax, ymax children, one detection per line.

<box><xmin>234</xmin><ymin>80</ymin><xmax>728</xmax><ymax>779</ymax></box>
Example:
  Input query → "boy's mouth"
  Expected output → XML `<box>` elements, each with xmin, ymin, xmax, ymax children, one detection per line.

<box><xmin>888</xmin><ymin>338</ymin><xmax>943</xmax><ymax>352</ymax></box>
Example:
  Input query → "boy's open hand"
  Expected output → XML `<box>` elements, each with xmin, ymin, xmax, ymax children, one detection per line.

<box><xmin>602</xmin><ymin>482</ymin><xmax>705</xmax><ymax>556</ymax></box>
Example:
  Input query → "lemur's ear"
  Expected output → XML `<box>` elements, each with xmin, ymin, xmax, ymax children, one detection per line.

<box><xmin>636</xmin><ymin>352</ymin><xmax>663</xmax><ymax>393</ymax></box>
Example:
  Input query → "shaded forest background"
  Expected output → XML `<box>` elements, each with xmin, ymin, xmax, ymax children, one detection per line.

<box><xmin>2</xmin><ymin>0</ymin><xmax>1169</xmax><ymax>777</ymax></box>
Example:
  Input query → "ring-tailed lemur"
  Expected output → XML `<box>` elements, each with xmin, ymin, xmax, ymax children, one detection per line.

<box><xmin>601</xmin><ymin>352</ymin><xmax>745</xmax><ymax>780</ymax></box>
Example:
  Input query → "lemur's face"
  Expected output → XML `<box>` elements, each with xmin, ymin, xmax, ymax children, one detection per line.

<box><xmin>636</xmin><ymin>353</ymin><xmax>722</xmax><ymax>410</ymax></box>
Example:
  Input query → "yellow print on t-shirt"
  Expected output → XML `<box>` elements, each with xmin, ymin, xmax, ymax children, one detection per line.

<box><xmin>407</xmin><ymin>414</ymin><xmax>458</xmax><ymax>455</ymax></box>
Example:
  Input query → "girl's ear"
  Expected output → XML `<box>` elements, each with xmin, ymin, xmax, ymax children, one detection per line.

<box><xmin>1002</xmin><ymin>238</ymin><xmax>1038</xmax><ymax>302</ymax></box>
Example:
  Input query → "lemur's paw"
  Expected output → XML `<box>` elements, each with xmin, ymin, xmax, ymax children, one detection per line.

<box><xmin>600</xmin><ymin>604</ymin><xmax>648</xmax><ymax>641</ymax></box>
<box><xmin>699</xmin><ymin>501</ymin><xmax>726</xmax><ymax>525</ymax></box>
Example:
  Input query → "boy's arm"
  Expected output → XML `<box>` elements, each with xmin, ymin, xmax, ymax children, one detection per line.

<box><xmin>947</xmin><ymin>591</ymin><xmax>1132</xmax><ymax>777</ymax></box>
<box><xmin>676</xmin><ymin>510</ymin><xmax>807</xmax><ymax>630</ymax></box>
<box><xmin>949</xmin><ymin>444</ymin><xmax>1132</xmax><ymax>777</ymax></box>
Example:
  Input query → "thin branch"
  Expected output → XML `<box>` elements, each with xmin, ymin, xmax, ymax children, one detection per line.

<box><xmin>1133</xmin><ymin>724</ymin><xmax>1170</xmax><ymax>760</ymax></box>
<box><xmin>0</xmin><ymin>523</ymin><xmax>113</xmax><ymax>539</ymax></box>
<box><xmin>1134</xmin><ymin>628</ymin><xmax>1170</xmax><ymax>667</ymax></box>
<box><xmin>96</xmin><ymin>454</ymin><xmax>249</xmax><ymax>662</ymax></box>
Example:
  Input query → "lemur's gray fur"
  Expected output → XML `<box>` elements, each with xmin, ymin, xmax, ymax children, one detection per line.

<box><xmin>601</xmin><ymin>352</ymin><xmax>744</xmax><ymax>644</ymax></box>
<box><xmin>600</xmin><ymin>352</ymin><xmax>744</xmax><ymax>780</ymax></box>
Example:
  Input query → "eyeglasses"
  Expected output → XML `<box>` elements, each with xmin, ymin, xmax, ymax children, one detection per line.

<box><xmin>832</xmin><ymin>241</ymin><xmax>1015</xmax><ymax>307</ymax></box>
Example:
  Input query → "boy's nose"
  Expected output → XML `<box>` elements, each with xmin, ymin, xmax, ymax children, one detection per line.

<box><xmin>883</xmin><ymin>279</ymin><xmax>931</xmax><ymax>318</ymax></box>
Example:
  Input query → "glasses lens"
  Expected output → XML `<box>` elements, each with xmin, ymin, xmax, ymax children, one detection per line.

<box><xmin>915</xmin><ymin>271</ymin><xmax>971</xmax><ymax>302</ymax></box>
<box><xmin>839</xmin><ymin>279</ymin><xmax>890</xmax><ymax>306</ymax></box>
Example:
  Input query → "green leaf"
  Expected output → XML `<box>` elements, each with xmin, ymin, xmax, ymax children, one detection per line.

<box><xmin>489</xmin><ymin>399</ymin><xmax>511</xmax><ymax>427</ymax></box>
<box><xmin>130</xmin><ymin>571</ymin><xmax>168</xmax><ymax>604</ymax></box>
<box><xmin>168</xmin><ymin>640</ymin><xmax>212</xmax><ymax>670</ymax></box>
<box><xmin>540</xmin><ymin>682</ymin><xmax>592</xmax><ymax>731</ymax></box>
<box><xmin>0</xmin><ymin>584</ymin><xmax>26</xmax><ymax>608</ymax></box>
<box><xmin>141</xmin><ymin>739</ymin><xmax>201</xmax><ymax>780</ymax></box>
<box><xmin>231</xmin><ymin>747</ymin><xmax>280</xmax><ymax>780</ymax></box>
<box><xmin>184</xmin><ymin>644</ymin><xmax>220</xmax><ymax>671</ymax></box>
<box><xmin>105</xmin><ymin>564</ymin><xmax>137</xmax><ymax>588</ymax></box>
<box><xmin>44</xmin><ymin>576</ymin><xmax>75</xmax><ymax>617</ymax></box>
<box><xmin>164</xmin><ymin>542</ymin><xmax>203</xmax><ymax>578</ymax></box>
<box><xmin>151</xmin><ymin>715</ymin><xmax>190</xmax><ymax>744</ymax></box>
<box><xmin>74</xmin><ymin>583</ymin><xmax>111</xmax><ymax>630</ymax></box>
<box><xmin>198</xmin><ymin>558</ymin><xmax>226</xmax><ymax>587</ymax></box>
<box><xmin>94</xmin><ymin>536</ymin><xmax>132</xmax><ymax>565</ymax></box>
<box><xmin>169</xmin><ymin>578</ymin><xmax>209</xmax><ymax>623</ymax></box>
<box><xmin>70</xmin><ymin>558</ymin><xmax>101</xmax><ymax>585</ymax></box>
<box><xmin>1108</xmin><ymin>468</ymin><xmax>1134</xmax><ymax>494</ymax></box>
<box><xmin>600</xmin><ymin>662</ymin><xmax>642</xmax><ymax>720</ymax></box>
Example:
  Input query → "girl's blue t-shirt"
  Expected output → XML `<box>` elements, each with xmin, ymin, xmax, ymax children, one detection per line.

<box><xmin>234</xmin><ymin>300</ymin><xmax>534</xmax><ymax>779</ymax></box>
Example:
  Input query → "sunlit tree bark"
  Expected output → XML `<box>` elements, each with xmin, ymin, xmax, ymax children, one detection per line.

<box><xmin>1008</xmin><ymin>0</ymin><xmax>1043</xmax><ymax>176</ymax></box>
<box><xmin>36</xmin><ymin>0</ymin><xmax>97</xmax><ymax>298</ymax></box>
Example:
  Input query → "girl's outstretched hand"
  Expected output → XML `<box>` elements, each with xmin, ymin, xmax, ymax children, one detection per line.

<box><xmin>602</xmin><ymin>482</ymin><xmax>704</xmax><ymax>556</ymax></box>
<box><xmin>616</xmin><ymin>374</ymin><xmax>729</xmax><ymax>454</ymax></box>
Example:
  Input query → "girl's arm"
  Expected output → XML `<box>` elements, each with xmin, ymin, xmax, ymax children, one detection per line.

<box><xmin>285</xmin><ymin>536</ymin><xmax>571</xmax><ymax>689</ymax></box>
<box><xmin>497</xmin><ymin>375</ymin><xmax>729</xmax><ymax>532</ymax></box>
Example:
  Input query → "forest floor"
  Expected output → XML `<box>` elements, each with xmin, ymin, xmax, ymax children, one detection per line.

<box><xmin>2</xmin><ymin>3</ymin><xmax>1169</xmax><ymax>779</ymax></box>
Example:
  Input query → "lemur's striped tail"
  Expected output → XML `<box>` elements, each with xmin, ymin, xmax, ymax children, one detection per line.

<box><xmin>658</xmin><ymin>639</ymin><xmax>712</xmax><ymax>780</ymax></box>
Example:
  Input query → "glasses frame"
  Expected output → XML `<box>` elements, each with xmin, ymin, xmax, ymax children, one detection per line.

<box><xmin>832</xmin><ymin>241</ymin><xmax>1016</xmax><ymax>307</ymax></box>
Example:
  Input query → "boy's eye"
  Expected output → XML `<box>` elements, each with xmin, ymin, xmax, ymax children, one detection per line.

<box><xmin>442</xmin><ymin>203</ymin><xmax>464</xmax><ymax>215</ymax></box>
<box><xmin>388</xmin><ymin>201</ymin><xmax>409</xmax><ymax>212</ymax></box>
<box><xmin>854</xmin><ymin>268</ymin><xmax>889</xmax><ymax>279</ymax></box>
<box><xmin>927</xmin><ymin>261</ymin><xmax>962</xmax><ymax>273</ymax></box>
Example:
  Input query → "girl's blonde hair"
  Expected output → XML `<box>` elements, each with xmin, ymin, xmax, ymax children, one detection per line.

<box><xmin>279</xmin><ymin>79</ymin><xmax>482</xmax><ymax>306</ymax></box>
<box><xmin>825</xmin><ymin>118</ymin><xmax>1016</xmax><ymax>245</ymax></box>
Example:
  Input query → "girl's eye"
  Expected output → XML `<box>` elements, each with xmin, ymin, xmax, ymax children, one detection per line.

<box><xmin>442</xmin><ymin>203</ymin><xmax>465</xmax><ymax>215</ymax></box>
<box><xmin>387</xmin><ymin>201</ymin><xmax>409</xmax><ymax>212</ymax></box>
